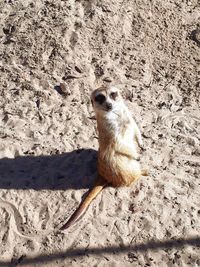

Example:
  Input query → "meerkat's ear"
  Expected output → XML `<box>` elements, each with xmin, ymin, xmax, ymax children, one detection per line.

<box><xmin>91</xmin><ymin>99</ymin><xmax>94</xmax><ymax>107</ymax></box>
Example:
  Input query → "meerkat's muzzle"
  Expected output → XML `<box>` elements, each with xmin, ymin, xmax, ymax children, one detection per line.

<box><xmin>105</xmin><ymin>102</ymin><xmax>112</xmax><ymax>111</ymax></box>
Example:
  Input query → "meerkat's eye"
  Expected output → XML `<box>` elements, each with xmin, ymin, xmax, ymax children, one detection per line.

<box><xmin>110</xmin><ymin>92</ymin><xmax>118</xmax><ymax>100</ymax></box>
<box><xmin>95</xmin><ymin>94</ymin><xmax>106</xmax><ymax>104</ymax></box>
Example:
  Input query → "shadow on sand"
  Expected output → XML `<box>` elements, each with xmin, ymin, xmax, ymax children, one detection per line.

<box><xmin>1</xmin><ymin>237</ymin><xmax>199</xmax><ymax>266</ymax></box>
<box><xmin>1</xmin><ymin>150</ymin><xmax>199</xmax><ymax>266</ymax></box>
<box><xmin>0</xmin><ymin>149</ymin><xmax>98</xmax><ymax>190</ymax></box>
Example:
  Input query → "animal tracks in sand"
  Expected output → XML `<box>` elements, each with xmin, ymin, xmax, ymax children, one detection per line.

<box><xmin>0</xmin><ymin>200</ymin><xmax>51</xmax><ymax>240</ymax></box>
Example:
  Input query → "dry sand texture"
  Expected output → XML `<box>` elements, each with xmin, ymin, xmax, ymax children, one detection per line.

<box><xmin>0</xmin><ymin>0</ymin><xmax>200</xmax><ymax>266</ymax></box>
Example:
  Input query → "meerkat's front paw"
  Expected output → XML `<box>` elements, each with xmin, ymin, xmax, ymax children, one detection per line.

<box><xmin>135</xmin><ymin>156</ymin><xmax>141</xmax><ymax>161</ymax></box>
<box><xmin>133</xmin><ymin>151</ymin><xmax>140</xmax><ymax>161</ymax></box>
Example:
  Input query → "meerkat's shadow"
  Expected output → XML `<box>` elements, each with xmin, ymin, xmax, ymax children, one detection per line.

<box><xmin>0</xmin><ymin>149</ymin><xmax>98</xmax><ymax>190</ymax></box>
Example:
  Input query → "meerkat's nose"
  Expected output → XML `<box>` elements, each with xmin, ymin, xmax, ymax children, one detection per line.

<box><xmin>106</xmin><ymin>102</ymin><xmax>112</xmax><ymax>110</ymax></box>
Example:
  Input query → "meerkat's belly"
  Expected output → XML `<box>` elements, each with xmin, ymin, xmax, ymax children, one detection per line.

<box><xmin>98</xmin><ymin>115</ymin><xmax>141</xmax><ymax>186</ymax></box>
<box><xmin>98</xmin><ymin>151</ymin><xmax>141</xmax><ymax>187</ymax></box>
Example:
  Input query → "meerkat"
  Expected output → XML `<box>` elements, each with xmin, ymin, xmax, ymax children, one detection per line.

<box><xmin>60</xmin><ymin>85</ymin><xmax>147</xmax><ymax>230</ymax></box>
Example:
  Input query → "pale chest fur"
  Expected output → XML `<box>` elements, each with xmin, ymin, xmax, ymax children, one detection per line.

<box><xmin>97</xmin><ymin>107</ymin><xmax>135</xmax><ymax>147</ymax></box>
<box><xmin>109</xmin><ymin>105</ymin><xmax>134</xmax><ymax>131</ymax></box>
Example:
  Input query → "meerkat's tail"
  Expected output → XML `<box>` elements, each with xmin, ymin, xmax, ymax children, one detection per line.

<box><xmin>60</xmin><ymin>176</ymin><xmax>108</xmax><ymax>230</ymax></box>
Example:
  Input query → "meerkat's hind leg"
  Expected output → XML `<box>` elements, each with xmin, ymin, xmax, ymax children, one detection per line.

<box><xmin>126</xmin><ymin>169</ymin><xmax>148</xmax><ymax>186</ymax></box>
<box><xmin>141</xmin><ymin>169</ymin><xmax>149</xmax><ymax>176</ymax></box>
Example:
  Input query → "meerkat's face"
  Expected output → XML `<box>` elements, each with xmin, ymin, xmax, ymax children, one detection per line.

<box><xmin>91</xmin><ymin>86</ymin><xmax>124</xmax><ymax>114</ymax></box>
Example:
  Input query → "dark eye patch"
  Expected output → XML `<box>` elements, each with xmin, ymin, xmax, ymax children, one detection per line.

<box><xmin>95</xmin><ymin>94</ymin><xmax>106</xmax><ymax>104</ymax></box>
<box><xmin>110</xmin><ymin>91</ymin><xmax>118</xmax><ymax>100</ymax></box>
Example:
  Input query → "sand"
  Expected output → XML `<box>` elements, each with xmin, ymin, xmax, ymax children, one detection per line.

<box><xmin>0</xmin><ymin>0</ymin><xmax>200</xmax><ymax>266</ymax></box>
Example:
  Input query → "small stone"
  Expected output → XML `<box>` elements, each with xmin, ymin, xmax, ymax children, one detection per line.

<box><xmin>190</xmin><ymin>29</ymin><xmax>200</xmax><ymax>46</ymax></box>
<box><xmin>75</xmin><ymin>66</ymin><xmax>82</xmax><ymax>73</ymax></box>
<box><xmin>54</xmin><ymin>83</ymin><xmax>71</xmax><ymax>97</ymax></box>
<box><xmin>103</xmin><ymin>77</ymin><xmax>112</xmax><ymax>82</ymax></box>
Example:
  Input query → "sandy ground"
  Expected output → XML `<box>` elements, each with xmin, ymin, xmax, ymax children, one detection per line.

<box><xmin>0</xmin><ymin>0</ymin><xmax>200</xmax><ymax>266</ymax></box>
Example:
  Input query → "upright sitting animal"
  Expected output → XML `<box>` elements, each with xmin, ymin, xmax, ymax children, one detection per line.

<box><xmin>60</xmin><ymin>85</ymin><xmax>147</xmax><ymax>230</ymax></box>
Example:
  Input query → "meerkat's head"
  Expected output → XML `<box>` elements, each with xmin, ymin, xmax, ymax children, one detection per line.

<box><xmin>91</xmin><ymin>86</ymin><xmax>124</xmax><ymax>115</ymax></box>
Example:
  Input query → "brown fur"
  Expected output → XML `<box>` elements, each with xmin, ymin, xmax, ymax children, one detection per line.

<box><xmin>60</xmin><ymin>86</ymin><xmax>147</xmax><ymax>230</ymax></box>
